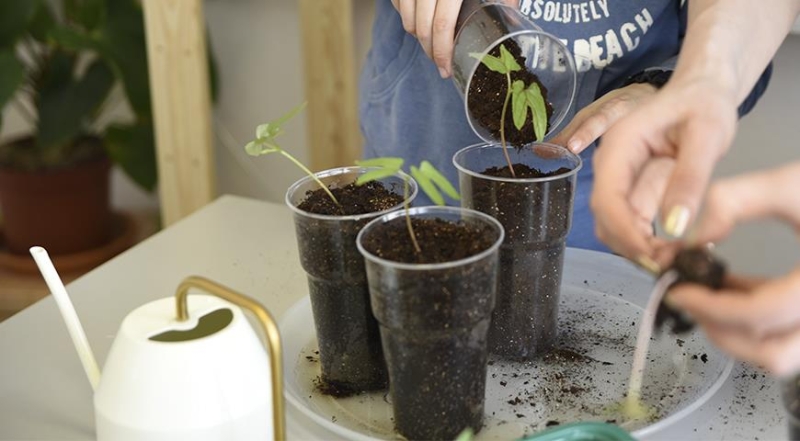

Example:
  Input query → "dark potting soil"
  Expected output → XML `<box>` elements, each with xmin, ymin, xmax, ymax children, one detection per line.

<box><xmin>360</xmin><ymin>217</ymin><xmax>496</xmax><ymax>264</ymax></box>
<box><xmin>293</xmin><ymin>181</ymin><xmax>403</xmax><ymax>396</ymax></box>
<box><xmin>656</xmin><ymin>248</ymin><xmax>727</xmax><ymax>334</ymax></box>
<box><xmin>297</xmin><ymin>180</ymin><xmax>404</xmax><ymax>216</ymax></box>
<box><xmin>467</xmin><ymin>42</ymin><xmax>554</xmax><ymax>146</ymax></box>
<box><xmin>469</xmin><ymin>164</ymin><xmax>574</xmax><ymax>360</ymax></box>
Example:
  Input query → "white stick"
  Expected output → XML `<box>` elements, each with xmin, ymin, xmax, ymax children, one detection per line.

<box><xmin>30</xmin><ymin>246</ymin><xmax>101</xmax><ymax>392</ymax></box>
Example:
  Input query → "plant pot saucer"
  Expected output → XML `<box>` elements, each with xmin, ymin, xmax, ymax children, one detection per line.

<box><xmin>0</xmin><ymin>212</ymin><xmax>138</xmax><ymax>275</ymax></box>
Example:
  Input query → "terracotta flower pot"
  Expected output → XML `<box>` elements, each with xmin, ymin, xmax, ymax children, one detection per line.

<box><xmin>0</xmin><ymin>157</ymin><xmax>113</xmax><ymax>255</ymax></box>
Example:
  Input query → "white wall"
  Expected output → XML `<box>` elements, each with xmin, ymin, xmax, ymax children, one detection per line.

<box><xmin>205</xmin><ymin>0</ymin><xmax>375</xmax><ymax>204</ymax></box>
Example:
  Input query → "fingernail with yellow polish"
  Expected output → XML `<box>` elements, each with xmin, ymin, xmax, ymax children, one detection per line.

<box><xmin>636</xmin><ymin>255</ymin><xmax>661</xmax><ymax>275</ymax></box>
<box><xmin>663</xmin><ymin>205</ymin><xmax>691</xmax><ymax>238</ymax></box>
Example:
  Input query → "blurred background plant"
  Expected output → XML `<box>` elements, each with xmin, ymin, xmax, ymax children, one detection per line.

<box><xmin>0</xmin><ymin>0</ymin><xmax>216</xmax><ymax>190</ymax></box>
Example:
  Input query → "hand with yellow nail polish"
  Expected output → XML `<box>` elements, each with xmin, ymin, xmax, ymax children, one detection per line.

<box><xmin>665</xmin><ymin>163</ymin><xmax>800</xmax><ymax>376</ymax></box>
<box><xmin>588</xmin><ymin>0</ymin><xmax>800</xmax><ymax>261</ymax></box>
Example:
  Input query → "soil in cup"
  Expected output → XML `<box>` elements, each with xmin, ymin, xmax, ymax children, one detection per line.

<box><xmin>469</xmin><ymin>163</ymin><xmax>574</xmax><ymax>359</ymax></box>
<box><xmin>467</xmin><ymin>41</ymin><xmax>554</xmax><ymax>146</ymax></box>
<box><xmin>296</xmin><ymin>181</ymin><xmax>404</xmax><ymax>397</ymax></box>
<box><xmin>298</xmin><ymin>180</ymin><xmax>403</xmax><ymax>216</ymax></box>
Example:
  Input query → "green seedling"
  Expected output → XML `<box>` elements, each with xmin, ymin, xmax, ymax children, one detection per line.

<box><xmin>244</xmin><ymin>102</ymin><xmax>339</xmax><ymax>206</ymax></box>
<box><xmin>471</xmin><ymin>44</ymin><xmax>549</xmax><ymax>177</ymax></box>
<box><xmin>355</xmin><ymin>157</ymin><xmax>460</xmax><ymax>254</ymax></box>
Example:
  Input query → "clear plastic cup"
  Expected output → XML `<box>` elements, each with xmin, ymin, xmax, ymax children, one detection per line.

<box><xmin>782</xmin><ymin>374</ymin><xmax>800</xmax><ymax>440</ymax></box>
<box><xmin>453</xmin><ymin>142</ymin><xmax>581</xmax><ymax>359</ymax></box>
<box><xmin>452</xmin><ymin>1</ymin><xmax>577</xmax><ymax>144</ymax></box>
<box><xmin>285</xmin><ymin>166</ymin><xmax>417</xmax><ymax>394</ymax></box>
<box><xmin>357</xmin><ymin>206</ymin><xmax>504</xmax><ymax>440</ymax></box>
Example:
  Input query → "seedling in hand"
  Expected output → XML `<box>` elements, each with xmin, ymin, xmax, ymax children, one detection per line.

<box><xmin>245</xmin><ymin>102</ymin><xmax>339</xmax><ymax>206</ymax></box>
<box><xmin>471</xmin><ymin>44</ymin><xmax>549</xmax><ymax>176</ymax></box>
<box><xmin>355</xmin><ymin>157</ymin><xmax>460</xmax><ymax>254</ymax></box>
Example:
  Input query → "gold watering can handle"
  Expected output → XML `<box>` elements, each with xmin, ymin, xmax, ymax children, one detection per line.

<box><xmin>174</xmin><ymin>276</ymin><xmax>285</xmax><ymax>441</ymax></box>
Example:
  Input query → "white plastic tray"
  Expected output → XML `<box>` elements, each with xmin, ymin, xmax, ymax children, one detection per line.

<box><xmin>279</xmin><ymin>249</ymin><xmax>733</xmax><ymax>440</ymax></box>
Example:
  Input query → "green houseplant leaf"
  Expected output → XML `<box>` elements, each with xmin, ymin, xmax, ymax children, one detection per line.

<box><xmin>36</xmin><ymin>55</ymin><xmax>114</xmax><ymax>149</ymax></box>
<box><xmin>0</xmin><ymin>50</ymin><xmax>25</xmax><ymax>112</ymax></box>
<box><xmin>525</xmin><ymin>83</ymin><xmax>548</xmax><ymax>142</ymax></box>
<box><xmin>104</xmin><ymin>121</ymin><xmax>157</xmax><ymax>191</ymax></box>
<box><xmin>28</xmin><ymin>1</ymin><xmax>56</xmax><ymax>42</ymax></box>
<box><xmin>0</xmin><ymin>0</ymin><xmax>38</xmax><ymax>48</ymax></box>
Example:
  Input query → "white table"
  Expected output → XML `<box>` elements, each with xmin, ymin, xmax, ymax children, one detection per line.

<box><xmin>0</xmin><ymin>195</ymin><xmax>788</xmax><ymax>440</ymax></box>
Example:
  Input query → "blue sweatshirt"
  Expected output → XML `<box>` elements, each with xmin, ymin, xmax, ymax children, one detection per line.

<box><xmin>359</xmin><ymin>0</ymin><xmax>771</xmax><ymax>252</ymax></box>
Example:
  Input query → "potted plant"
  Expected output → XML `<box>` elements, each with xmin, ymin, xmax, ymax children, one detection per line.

<box><xmin>0</xmin><ymin>0</ymin><xmax>162</xmax><ymax>257</ymax></box>
<box><xmin>356</xmin><ymin>158</ymin><xmax>504</xmax><ymax>440</ymax></box>
<box><xmin>453</xmin><ymin>142</ymin><xmax>581</xmax><ymax>360</ymax></box>
<box><xmin>245</xmin><ymin>105</ymin><xmax>417</xmax><ymax>396</ymax></box>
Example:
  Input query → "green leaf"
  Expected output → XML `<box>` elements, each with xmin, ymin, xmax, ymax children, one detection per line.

<box><xmin>48</xmin><ymin>27</ymin><xmax>106</xmax><ymax>53</ymax></box>
<box><xmin>37</xmin><ymin>55</ymin><xmax>114</xmax><ymax>149</ymax></box>
<box><xmin>76</xmin><ymin>0</ymin><xmax>106</xmax><ymax>31</ymax></box>
<box><xmin>104</xmin><ymin>121</ymin><xmax>157</xmax><ymax>192</ymax></box>
<box><xmin>28</xmin><ymin>1</ymin><xmax>56</xmax><ymax>42</ymax></box>
<box><xmin>101</xmin><ymin>0</ymin><xmax>151</xmax><ymax>117</ymax></box>
<box><xmin>525</xmin><ymin>83</ymin><xmax>548</xmax><ymax>142</ymax></box>
<box><xmin>0</xmin><ymin>0</ymin><xmax>38</xmax><ymax>49</ymax></box>
<box><xmin>419</xmin><ymin>160</ymin><xmax>460</xmax><ymax>201</ymax></box>
<box><xmin>244</xmin><ymin>140</ymin><xmax>277</xmax><ymax>156</ymax></box>
<box><xmin>454</xmin><ymin>428</ymin><xmax>474</xmax><ymax>441</ymax></box>
<box><xmin>355</xmin><ymin>157</ymin><xmax>404</xmax><ymax>171</ymax></box>
<box><xmin>469</xmin><ymin>51</ymin><xmax>506</xmax><ymax>74</ymax></box>
<box><xmin>355</xmin><ymin>167</ymin><xmax>400</xmax><ymax>186</ymax></box>
<box><xmin>256</xmin><ymin>102</ymin><xmax>306</xmax><ymax>140</ymax></box>
<box><xmin>499</xmin><ymin>44</ymin><xmax>521</xmax><ymax>72</ymax></box>
<box><xmin>410</xmin><ymin>165</ymin><xmax>445</xmax><ymax>206</ymax></box>
<box><xmin>511</xmin><ymin>85</ymin><xmax>528</xmax><ymax>131</ymax></box>
<box><xmin>0</xmin><ymin>50</ymin><xmax>25</xmax><ymax>111</ymax></box>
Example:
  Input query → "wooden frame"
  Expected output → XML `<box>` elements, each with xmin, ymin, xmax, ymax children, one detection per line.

<box><xmin>142</xmin><ymin>0</ymin><xmax>215</xmax><ymax>227</ymax></box>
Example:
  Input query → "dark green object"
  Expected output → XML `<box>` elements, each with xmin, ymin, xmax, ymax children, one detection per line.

<box><xmin>0</xmin><ymin>0</ymin><xmax>216</xmax><ymax>192</ymax></box>
<box><xmin>520</xmin><ymin>422</ymin><xmax>636</xmax><ymax>441</ymax></box>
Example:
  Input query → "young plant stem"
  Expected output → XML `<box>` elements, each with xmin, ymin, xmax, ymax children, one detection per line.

<box><xmin>274</xmin><ymin>145</ymin><xmax>340</xmax><ymax>206</ymax></box>
<box><xmin>403</xmin><ymin>177</ymin><xmax>421</xmax><ymax>254</ymax></box>
<box><xmin>500</xmin><ymin>72</ymin><xmax>516</xmax><ymax>177</ymax></box>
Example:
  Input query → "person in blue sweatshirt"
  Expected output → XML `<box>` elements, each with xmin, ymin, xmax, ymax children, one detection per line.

<box><xmin>359</xmin><ymin>0</ymin><xmax>771</xmax><ymax>252</ymax></box>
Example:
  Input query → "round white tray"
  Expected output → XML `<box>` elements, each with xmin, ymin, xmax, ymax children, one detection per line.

<box><xmin>279</xmin><ymin>249</ymin><xmax>733</xmax><ymax>440</ymax></box>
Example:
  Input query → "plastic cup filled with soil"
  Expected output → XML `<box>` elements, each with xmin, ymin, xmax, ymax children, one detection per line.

<box><xmin>452</xmin><ymin>1</ymin><xmax>577</xmax><ymax>145</ymax></box>
<box><xmin>285</xmin><ymin>166</ymin><xmax>417</xmax><ymax>396</ymax></box>
<box><xmin>357</xmin><ymin>206</ymin><xmax>504</xmax><ymax>440</ymax></box>
<box><xmin>453</xmin><ymin>143</ymin><xmax>581</xmax><ymax>360</ymax></box>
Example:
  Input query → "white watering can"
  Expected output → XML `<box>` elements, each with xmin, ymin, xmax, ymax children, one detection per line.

<box><xmin>30</xmin><ymin>247</ymin><xmax>286</xmax><ymax>441</ymax></box>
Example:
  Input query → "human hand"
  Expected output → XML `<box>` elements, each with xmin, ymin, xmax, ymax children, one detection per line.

<box><xmin>391</xmin><ymin>0</ymin><xmax>518</xmax><ymax>78</ymax></box>
<box><xmin>550</xmin><ymin>83</ymin><xmax>658</xmax><ymax>154</ymax></box>
<box><xmin>590</xmin><ymin>78</ymin><xmax>739</xmax><ymax>268</ymax></box>
<box><xmin>665</xmin><ymin>163</ymin><xmax>800</xmax><ymax>375</ymax></box>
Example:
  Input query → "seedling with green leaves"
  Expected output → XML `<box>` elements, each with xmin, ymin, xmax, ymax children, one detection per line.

<box><xmin>244</xmin><ymin>102</ymin><xmax>339</xmax><ymax>206</ymax></box>
<box><xmin>354</xmin><ymin>157</ymin><xmax>460</xmax><ymax>254</ymax></box>
<box><xmin>470</xmin><ymin>44</ymin><xmax>549</xmax><ymax>177</ymax></box>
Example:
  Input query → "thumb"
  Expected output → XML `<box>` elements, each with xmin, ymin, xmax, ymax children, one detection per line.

<box><xmin>660</xmin><ymin>116</ymin><xmax>735</xmax><ymax>238</ymax></box>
